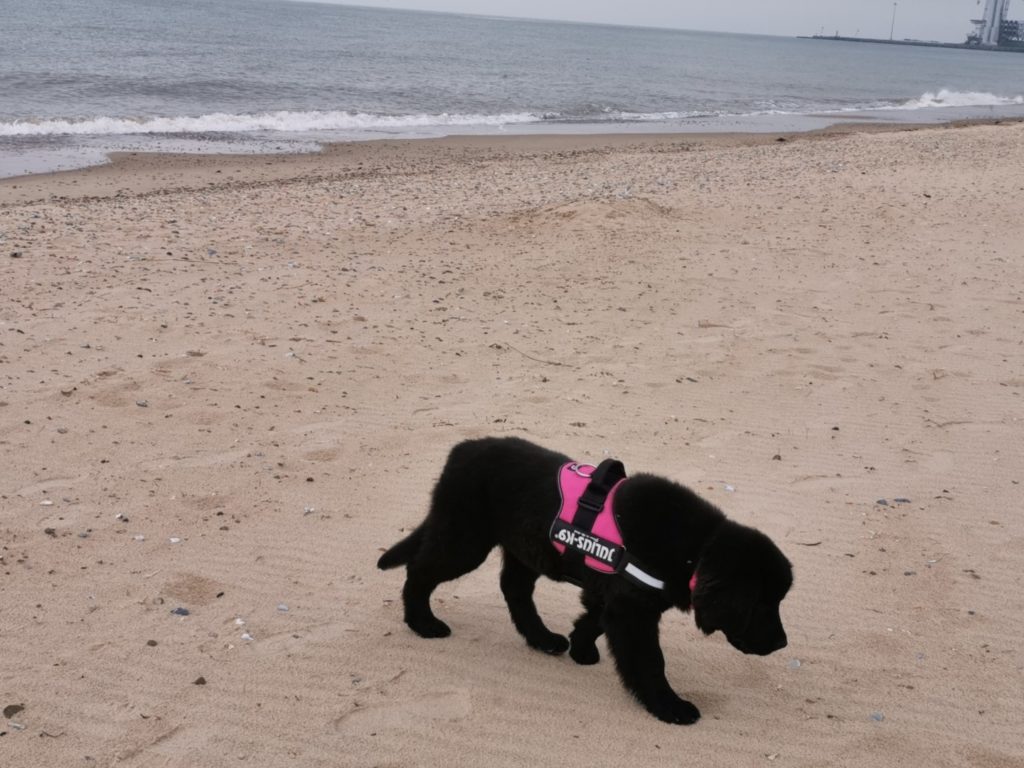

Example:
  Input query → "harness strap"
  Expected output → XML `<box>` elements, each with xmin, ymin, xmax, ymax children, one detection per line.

<box><xmin>562</xmin><ymin>459</ymin><xmax>625</xmax><ymax>578</ymax></box>
<box><xmin>553</xmin><ymin>458</ymin><xmax>667</xmax><ymax>593</ymax></box>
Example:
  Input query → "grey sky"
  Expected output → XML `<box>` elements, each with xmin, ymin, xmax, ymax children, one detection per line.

<box><xmin>297</xmin><ymin>1</ymin><xmax>1001</xmax><ymax>44</ymax></box>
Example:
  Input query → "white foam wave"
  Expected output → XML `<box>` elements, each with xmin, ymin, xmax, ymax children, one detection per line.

<box><xmin>615</xmin><ymin>110</ymin><xmax>711</xmax><ymax>121</ymax></box>
<box><xmin>739</xmin><ymin>89</ymin><xmax>1024</xmax><ymax>117</ymax></box>
<box><xmin>897</xmin><ymin>88</ymin><xmax>1024</xmax><ymax>110</ymax></box>
<box><xmin>0</xmin><ymin>109</ymin><xmax>541</xmax><ymax>137</ymax></box>
<box><xmin>3</xmin><ymin>89</ymin><xmax>1022</xmax><ymax>138</ymax></box>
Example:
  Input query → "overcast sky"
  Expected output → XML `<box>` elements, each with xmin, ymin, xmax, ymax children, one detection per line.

<box><xmin>294</xmin><ymin>1</ymin><xmax>999</xmax><ymax>43</ymax></box>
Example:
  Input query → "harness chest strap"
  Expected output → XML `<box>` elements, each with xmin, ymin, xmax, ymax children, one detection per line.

<box><xmin>550</xmin><ymin>459</ymin><xmax>665</xmax><ymax>591</ymax></box>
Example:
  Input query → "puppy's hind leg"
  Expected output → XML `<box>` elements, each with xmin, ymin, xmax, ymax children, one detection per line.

<box><xmin>399</xmin><ymin>524</ymin><xmax>495</xmax><ymax>643</ymax></box>
<box><xmin>500</xmin><ymin>552</ymin><xmax>569</xmax><ymax>655</ymax></box>
<box><xmin>398</xmin><ymin>453</ymin><xmax>500</xmax><ymax>638</ymax></box>
<box><xmin>403</xmin><ymin>548</ymin><xmax>487</xmax><ymax>638</ymax></box>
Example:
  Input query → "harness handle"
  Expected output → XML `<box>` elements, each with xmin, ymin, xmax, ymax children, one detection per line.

<box><xmin>578</xmin><ymin>459</ymin><xmax>625</xmax><ymax>507</ymax></box>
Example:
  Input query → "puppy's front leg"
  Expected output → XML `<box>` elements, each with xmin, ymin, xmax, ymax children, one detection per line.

<box><xmin>499</xmin><ymin>554</ymin><xmax>569</xmax><ymax>655</ymax></box>
<box><xmin>568</xmin><ymin>590</ymin><xmax>604</xmax><ymax>665</ymax></box>
<box><xmin>603</xmin><ymin>599</ymin><xmax>700</xmax><ymax>725</ymax></box>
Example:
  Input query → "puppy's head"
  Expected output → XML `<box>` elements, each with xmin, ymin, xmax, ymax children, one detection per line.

<box><xmin>691</xmin><ymin>521</ymin><xmax>792</xmax><ymax>656</ymax></box>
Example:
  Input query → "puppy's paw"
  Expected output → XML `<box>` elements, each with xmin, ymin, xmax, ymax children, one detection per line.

<box><xmin>647</xmin><ymin>691</ymin><xmax>701</xmax><ymax>725</ymax></box>
<box><xmin>528</xmin><ymin>631</ymin><xmax>570</xmax><ymax>655</ymax></box>
<box><xmin>407</xmin><ymin>616</ymin><xmax>451</xmax><ymax>638</ymax></box>
<box><xmin>568</xmin><ymin>638</ymin><xmax>600</xmax><ymax>665</ymax></box>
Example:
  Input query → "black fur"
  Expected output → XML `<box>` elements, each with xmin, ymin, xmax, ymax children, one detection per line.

<box><xmin>377</xmin><ymin>436</ymin><xmax>793</xmax><ymax>725</ymax></box>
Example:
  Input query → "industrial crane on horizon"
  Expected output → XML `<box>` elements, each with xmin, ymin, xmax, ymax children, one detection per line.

<box><xmin>970</xmin><ymin>0</ymin><xmax>1014</xmax><ymax>45</ymax></box>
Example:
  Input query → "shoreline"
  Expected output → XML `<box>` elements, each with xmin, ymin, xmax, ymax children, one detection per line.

<box><xmin>3</xmin><ymin>115</ymin><xmax>1022</xmax><ymax>207</ymax></box>
<box><xmin>4</xmin><ymin>102</ymin><xmax>1024</xmax><ymax>188</ymax></box>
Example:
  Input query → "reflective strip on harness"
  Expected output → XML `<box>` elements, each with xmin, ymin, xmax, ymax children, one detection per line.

<box><xmin>624</xmin><ymin>562</ymin><xmax>665</xmax><ymax>590</ymax></box>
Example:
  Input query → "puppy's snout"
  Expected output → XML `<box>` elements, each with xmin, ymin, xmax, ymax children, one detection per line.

<box><xmin>750</xmin><ymin>632</ymin><xmax>787</xmax><ymax>656</ymax></box>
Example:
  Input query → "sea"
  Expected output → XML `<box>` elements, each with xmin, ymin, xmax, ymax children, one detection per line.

<box><xmin>2</xmin><ymin>0</ymin><xmax>1024</xmax><ymax>177</ymax></box>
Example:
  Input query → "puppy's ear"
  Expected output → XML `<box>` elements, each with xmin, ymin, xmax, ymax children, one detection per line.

<box><xmin>690</xmin><ymin>570</ymin><xmax>714</xmax><ymax>604</ymax></box>
<box><xmin>690</xmin><ymin>571</ymin><xmax>728</xmax><ymax>635</ymax></box>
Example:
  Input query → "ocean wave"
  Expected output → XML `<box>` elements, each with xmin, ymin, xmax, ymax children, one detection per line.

<box><xmin>540</xmin><ymin>109</ymin><xmax>712</xmax><ymax>123</ymax></box>
<box><xmin>2</xmin><ymin>89</ymin><xmax>1022</xmax><ymax>138</ymax></box>
<box><xmin>0</xmin><ymin>110</ymin><xmax>541</xmax><ymax>136</ymax></box>
<box><xmin>745</xmin><ymin>89</ymin><xmax>1024</xmax><ymax>117</ymax></box>
<box><xmin>553</xmin><ymin>90</ymin><xmax>1024</xmax><ymax>123</ymax></box>
<box><xmin>896</xmin><ymin>88</ymin><xmax>1024</xmax><ymax>110</ymax></box>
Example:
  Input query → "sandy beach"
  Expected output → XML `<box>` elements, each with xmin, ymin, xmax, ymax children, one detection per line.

<box><xmin>2</xmin><ymin>122</ymin><xmax>1023</xmax><ymax>767</ymax></box>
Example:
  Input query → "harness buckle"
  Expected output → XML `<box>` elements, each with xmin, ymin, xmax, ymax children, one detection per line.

<box><xmin>575</xmin><ymin>495</ymin><xmax>603</xmax><ymax>515</ymax></box>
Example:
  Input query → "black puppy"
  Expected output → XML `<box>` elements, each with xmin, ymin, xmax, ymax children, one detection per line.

<box><xmin>377</xmin><ymin>436</ymin><xmax>792</xmax><ymax>724</ymax></box>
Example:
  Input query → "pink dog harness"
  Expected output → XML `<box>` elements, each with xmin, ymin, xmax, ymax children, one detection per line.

<box><xmin>550</xmin><ymin>460</ymin><xmax>666</xmax><ymax>591</ymax></box>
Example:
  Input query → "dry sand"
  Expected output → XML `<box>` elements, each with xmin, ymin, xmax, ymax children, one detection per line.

<box><xmin>2</xmin><ymin>122</ymin><xmax>1023</xmax><ymax>767</ymax></box>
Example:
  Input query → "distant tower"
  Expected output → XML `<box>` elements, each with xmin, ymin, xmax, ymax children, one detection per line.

<box><xmin>971</xmin><ymin>0</ymin><xmax>1010</xmax><ymax>45</ymax></box>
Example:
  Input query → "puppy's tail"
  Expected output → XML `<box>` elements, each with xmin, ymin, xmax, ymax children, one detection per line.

<box><xmin>377</xmin><ymin>527</ymin><xmax>423</xmax><ymax>570</ymax></box>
